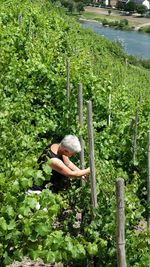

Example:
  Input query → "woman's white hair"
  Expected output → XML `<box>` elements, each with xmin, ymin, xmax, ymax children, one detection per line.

<box><xmin>60</xmin><ymin>135</ymin><xmax>81</xmax><ymax>153</ymax></box>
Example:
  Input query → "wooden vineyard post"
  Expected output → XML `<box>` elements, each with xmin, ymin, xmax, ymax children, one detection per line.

<box><xmin>78</xmin><ymin>83</ymin><xmax>85</xmax><ymax>171</ymax></box>
<box><xmin>116</xmin><ymin>178</ymin><xmax>126</xmax><ymax>267</ymax></box>
<box><xmin>65</xmin><ymin>58</ymin><xmax>70</xmax><ymax>128</ymax></box>
<box><xmin>41</xmin><ymin>47</ymin><xmax>44</xmax><ymax>62</ymax></box>
<box><xmin>133</xmin><ymin>96</ymin><xmax>141</xmax><ymax>163</ymax></box>
<box><xmin>28</xmin><ymin>18</ymin><xmax>31</xmax><ymax>36</ymax></box>
<box><xmin>18</xmin><ymin>12</ymin><xmax>22</xmax><ymax>25</ymax></box>
<box><xmin>108</xmin><ymin>93</ymin><xmax>112</xmax><ymax>127</ymax></box>
<box><xmin>133</xmin><ymin>106</ymin><xmax>138</xmax><ymax>163</ymax></box>
<box><xmin>87</xmin><ymin>100</ymin><xmax>97</xmax><ymax>209</ymax></box>
<box><xmin>147</xmin><ymin>130</ymin><xmax>150</xmax><ymax>229</ymax></box>
<box><xmin>66</xmin><ymin>58</ymin><xmax>70</xmax><ymax>101</ymax></box>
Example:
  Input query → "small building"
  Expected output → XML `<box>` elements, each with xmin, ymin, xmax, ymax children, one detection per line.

<box><xmin>97</xmin><ymin>0</ymin><xmax>150</xmax><ymax>8</ymax></box>
<box><xmin>100</xmin><ymin>0</ymin><xmax>118</xmax><ymax>6</ymax></box>
<box><xmin>110</xmin><ymin>0</ymin><xmax>118</xmax><ymax>6</ymax></box>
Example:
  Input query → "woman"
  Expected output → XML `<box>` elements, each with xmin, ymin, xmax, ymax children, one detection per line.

<box><xmin>32</xmin><ymin>135</ymin><xmax>90</xmax><ymax>193</ymax></box>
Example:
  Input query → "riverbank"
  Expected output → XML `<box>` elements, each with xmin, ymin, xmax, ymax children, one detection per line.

<box><xmin>81</xmin><ymin>6</ymin><xmax>150</xmax><ymax>32</ymax></box>
<box><xmin>80</xmin><ymin>19</ymin><xmax>150</xmax><ymax>60</ymax></box>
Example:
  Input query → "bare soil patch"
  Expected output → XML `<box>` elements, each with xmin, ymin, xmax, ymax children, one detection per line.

<box><xmin>7</xmin><ymin>257</ymin><xmax>63</xmax><ymax>267</ymax></box>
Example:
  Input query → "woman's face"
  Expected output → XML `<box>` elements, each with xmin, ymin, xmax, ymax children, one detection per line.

<box><xmin>63</xmin><ymin>149</ymin><xmax>75</xmax><ymax>158</ymax></box>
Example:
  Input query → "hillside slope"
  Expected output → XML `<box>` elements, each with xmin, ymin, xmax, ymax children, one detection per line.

<box><xmin>0</xmin><ymin>0</ymin><xmax>150</xmax><ymax>266</ymax></box>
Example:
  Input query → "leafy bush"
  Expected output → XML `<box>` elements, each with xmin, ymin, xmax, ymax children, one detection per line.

<box><xmin>139</xmin><ymin>25</ymin><xmax>150</xmax><ymax>33</ymax></box>
<box><xmin>102</xmin><ymin>18</ymin><xmax>129</xmax><ymax>30</ymax></box>
<box><xmin>102</xmin><ymin>18</ymin><xmax>109</xmax><ymax>26</ymax></box>
<box><xmin>120</xmin><ymin>18</ymin><xmax>128</xmax><ymax>26</ymax></box>
<box><xmin>136</xmin><ymin>4</ymin><xmax>148</xmax><ymax>16</ymax></box>
<box><xmin>124</xmin><ymin>1</ymin><xmax>137</xmax><ymax>12</ymax></box>
<box><xmin>76</xmin><ymin>2</ymin><xmax>85</xmax><ymax>13</ymax></box>
<box><xmin>127</xmin><ymin>55</ymin><xmax>150</xmax><ymax>69</ymax></box>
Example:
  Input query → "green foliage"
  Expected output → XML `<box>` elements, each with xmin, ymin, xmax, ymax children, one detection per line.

<box><xmin>124</xmin><ymin>1</ymin><xmax>137</xmax><ymax>12</ymax></box>
<box><xmin>120</xmin><ymin>18</ymin><xmax>128</xmax><ymax>26</ymax></box>
<box><xmin>127</xmin><ymin>55</ymin><xmax>150</xmax><ymax>69</ymax></box>
<box><xmin>108</xmin><ymin>9</ymin><xmax>112</xmax><ymax>16</ymax></box>
<box><xmin>136</xmin><ymin>4</ymin><xmax>148</xmax><ymax>15</ymax></box>
<box><xmin>102</xmin><ymin>18</ymin><xmax>129</xmax><ymax>30</ymax></box>
<box><xmin>76</xmin><ymin>2</ymin><xmax>85</xmax><ymax>13</ymax></box>
<box><xmin>126</xmin><ymin>229</ymin><xmax>150</xmax><ymax>266</ymax></box>
<box><xmin>61</xmin><ymin>0</ymin><xmax>85</xmax><ymax>13</ymax></box>
<box><xmin>0</xmin><ymin>0</ymin><xmax>150</xmax><ymax>266</ymax></box>
<box><xmin>116</xmin><ymin>1</ymin><xmax>126</xmax><ymax>10</ymax></box>
<box><xmin>139</xmin><ymin>25</ymin><xmax>150</xmax><ymax>33</ymax></box>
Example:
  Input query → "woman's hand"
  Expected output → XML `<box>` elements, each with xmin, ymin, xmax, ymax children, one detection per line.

<box><xmin>81</xmin><ymin>175</ymin><xmax>88</xmax><ymax>181</ymax></box>
<box><xmin>85</xmin><ymin>167</ymin><xmax>90</xmax><ymax>175</ymax></box>
<box><xmin>81</xmin><ymin>167</ymin><xmax>90</xmax><ymax>181</ymax></box>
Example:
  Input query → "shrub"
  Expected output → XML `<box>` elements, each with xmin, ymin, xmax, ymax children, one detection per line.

<box><xmin>136</xmin><ymin>4</ymin><xmax>148</xmax><ymax>16</ymax></box>
<box><xmin>102</xmin><ymin>18</ymin><xmax>109</xmax><ymax>26</ymax></box>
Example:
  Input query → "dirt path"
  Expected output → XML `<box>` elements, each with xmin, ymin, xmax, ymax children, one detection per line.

<box><xmin>85</xmin><ymin>6</ymin><xmax>150</xmax><ymax>27</ymax></box>
<box><xmin>135</xmin><ymin>22</ymin><xmax>150</xmax><ymax>30</ymax></box>
<box><xmin>7</xmin><ymin>257</ymin><xmax>63</xmax><ymax>267</ymax></box>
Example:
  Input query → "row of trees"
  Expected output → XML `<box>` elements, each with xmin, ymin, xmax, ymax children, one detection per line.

<box><xmin>53</xmin><ymin>0</ymin><xmax>150</xmax><ymax>15</ymax></box>
<box><xmin>117</xmin><ymin>1</ymin><xmax>149</xmax><ymax>16</ymax></box>
<box><xmin>81</xmin><ymin>0</ymin><xmax>149</xmax><ymax>16</ymax></box>
<box><xmin>61</xmin><ymin>0</ymin><xmax>85</xmax><ymax>13</ymax></box>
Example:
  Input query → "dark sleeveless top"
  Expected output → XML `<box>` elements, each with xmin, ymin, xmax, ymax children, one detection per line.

<box><xmin>31</xmin><ymin>144</ymin><xmax>70</xmax><ymax>193</ymax></box>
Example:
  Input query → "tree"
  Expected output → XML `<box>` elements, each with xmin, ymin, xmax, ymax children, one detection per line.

<box><xmin>76</xmin><ymin>2</ymin><xmax>85</xmax><ymax>13</ymax></box>
<box><xmin>136</xmin><ymin>4</ymin><xmax>148</xmax><ymax>16</ymax></box>
<box><xmin>67</xmin><ymin>1</ymin><xmax>74</xmax><ymax>13</ymax></box>
<box><xmin>116</xmin><ymin>1</ymin><xmax>126</xmax><ymax>10</ymax></box>
<box><xmin>124</xmin><ymin>1</ymin><xmax>137</xmax><ymax>12</ymax></box>
<box><xmin>61</xmin><ymin>0</ymin><xmax>75</xmax><ymax>13</ymax></box>
<box><xmin>108</xmin><ymin>9</ymin><xmax>112</xmax><ymax>16</ymax></box>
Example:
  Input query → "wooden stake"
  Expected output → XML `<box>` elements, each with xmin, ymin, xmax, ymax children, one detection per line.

<box><xmin>87</xmin><ymin>100</ymin><xmax>97</xmax><ymax>209</ymax></box>
<box><xmin>78</xmin><ymin>83</ymin><xmax>84</xmax><ymax>170</ymax></box>
<box><xmin>18</xmin><ymin>12</ymin><xmax>22</xmax><ymax>24</ymax></box>
<box><xmin>133</xmin><ymin>96</ymin><xmax>142</xmax><ymax>163</ymax></box>
<box><xmin>147</xmin><ymin>130</ymin><xmax>150</xmax><ymax>229</ymax></box>
<box><xmin>133</xmin><ymin>107</ymin><xmax>138</xmax><ymax>163</ymax></box>
<box><xmin>66</xmin><ymin>58</ymin><xmax>70</xmax><ymax>101</ymax></box>
<box><xmin>116</xmin><ymin>178</ymin><xmax>126</xmax><ymax>267</ymax></box>
<box><xmin>108</xmin><ymin>93</ymin><xmax>111</xmax><ymax>127</ymax></box>
<box><xmin>41</xmin><ymin>47</ymin><xmax>44</xmax><ymax>62</ymax></box>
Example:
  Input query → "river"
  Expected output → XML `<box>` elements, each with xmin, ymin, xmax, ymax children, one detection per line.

<box><xmin>80</xmin><ymin>20</ymin><xmax>150</xmax><ymax>60</ymax></box>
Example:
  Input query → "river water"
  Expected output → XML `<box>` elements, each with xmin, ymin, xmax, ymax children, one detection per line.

<box><xmin>80</xmin><ymin>20</ymin><xmax>150</xmax><ymax>60</ymax></box>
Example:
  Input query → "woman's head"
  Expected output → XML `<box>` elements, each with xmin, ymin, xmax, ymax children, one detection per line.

<box><xmin>60</xmin><ymin>135</ymin><xmax>81</xmax><ymax>154</ymax></box>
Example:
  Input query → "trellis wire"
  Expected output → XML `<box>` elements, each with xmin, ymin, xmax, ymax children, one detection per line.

<box><xmin>87</xmin><ymin>100</ymin><xmax>97</xmax><ymax>209</ymax></box>
<box><xmin>116</xmin><ymin>178</ymin><xmax>126</xmax><ymax>267</ymax></box>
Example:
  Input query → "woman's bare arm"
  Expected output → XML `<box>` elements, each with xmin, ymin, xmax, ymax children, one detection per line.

<box><xmin>50</xmin><ymin>158</ymin><xmax>90</xmax><ymax>178</ymax></box>
<box><xmin>62</xmin><ymin>155</ymin><xmax>80</xmax><ymax>171</ymax></box>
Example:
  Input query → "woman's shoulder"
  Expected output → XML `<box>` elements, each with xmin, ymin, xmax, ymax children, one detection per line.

<box><xmin>50</xmin><ymin>143</ymin><xmax>59</xmax><ymax>152</ymax></box>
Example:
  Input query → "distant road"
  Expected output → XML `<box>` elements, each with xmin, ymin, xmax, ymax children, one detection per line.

<box><xmin>84</xmin><ymin>6</ymin><xmax>150</xmax><ymax>28</ymax></box>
